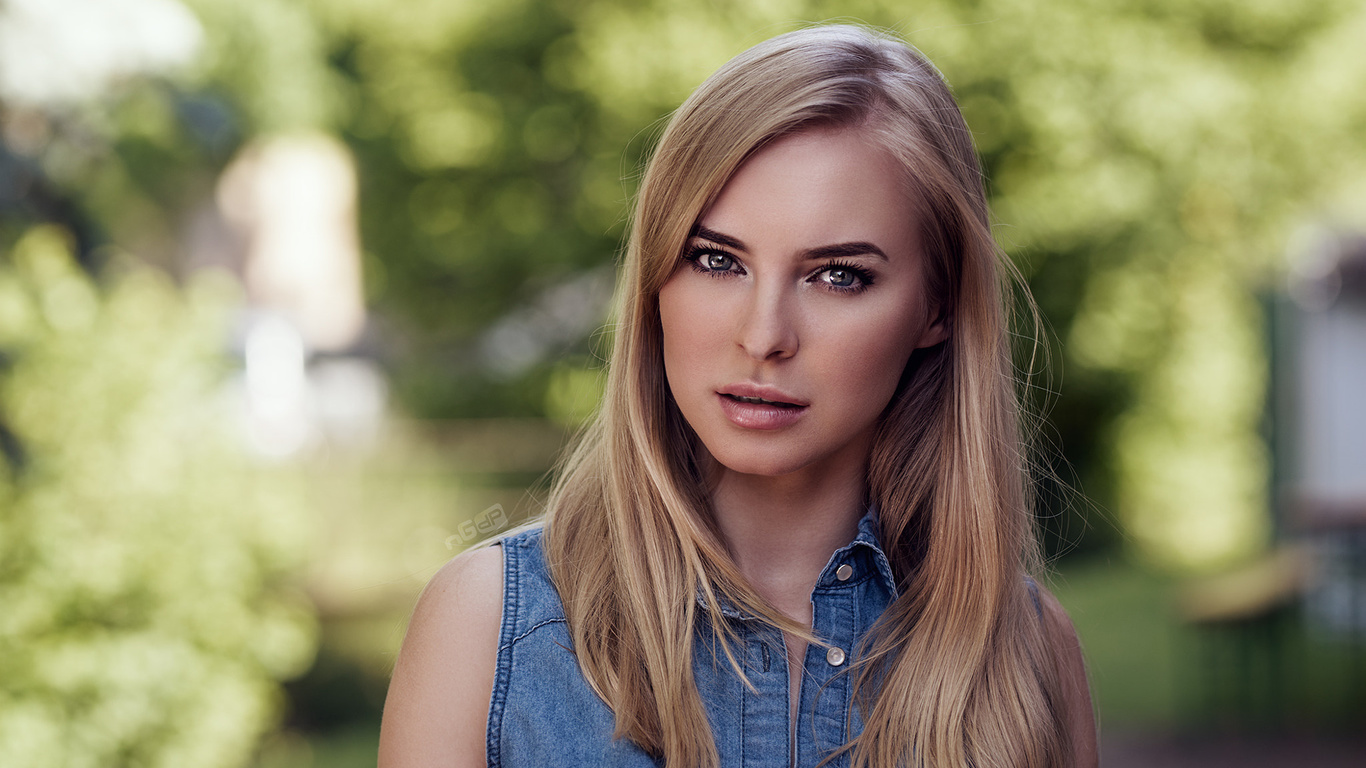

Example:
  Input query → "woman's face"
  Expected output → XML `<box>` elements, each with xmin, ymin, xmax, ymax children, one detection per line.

<box><xmin>658</xmin><ymin>126</ymin><xmax>947</xmax><ymax>482</ymax></box>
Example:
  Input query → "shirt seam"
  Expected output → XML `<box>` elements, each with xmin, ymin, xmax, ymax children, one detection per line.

<box><xmin>499</xmin><ymin>617</ymin><xmax>568</xmax><ymax>653</ymax></box>
<box><xmin>486</xmin><ymin>539</ymin><xmax>517</xmax><ymax>768</ymax></box>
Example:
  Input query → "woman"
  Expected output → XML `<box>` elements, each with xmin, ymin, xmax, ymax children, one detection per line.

<box><xmin>380</xmin><ymin>24</ymin><xmax>1097</xmax><ymax>768</ymax></box>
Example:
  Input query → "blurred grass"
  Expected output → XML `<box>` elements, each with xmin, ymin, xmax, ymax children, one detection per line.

<box><xmin>1053</xmin><ymin>554</ymin><xmax>1366</xmax><ymax>734</ymax></box>
<box><xmin>1052</xmin><ymin>555</ymin><xmax>1190</xmax><ymax>727</ymax></box>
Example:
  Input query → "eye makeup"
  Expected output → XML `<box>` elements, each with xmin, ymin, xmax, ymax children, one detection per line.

<box><xmin>809</xmin><ymin>259</ymin><xmax>875</xmax><ymax>293</ymax></box>
<box><xmin>680</xmin><ymin>240</ymin><xmax>877</xmax><ymax>294</ymax></box>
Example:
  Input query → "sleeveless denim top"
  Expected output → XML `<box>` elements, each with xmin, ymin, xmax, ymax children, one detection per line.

<box><xmin>486</xmin><ymin>508</ymin><xmax>897</xmax><ymax>768</ymax></box>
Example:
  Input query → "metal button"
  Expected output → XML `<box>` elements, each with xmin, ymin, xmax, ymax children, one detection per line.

<box><xmin>826</xmin><ymin>646</ymin><xmax>846</xmax><ymax>667</ymax></box>
<box><xmin>835</xmin><ymin>564</ymin><xmax>853</xmax><ymax>581</ymax></box>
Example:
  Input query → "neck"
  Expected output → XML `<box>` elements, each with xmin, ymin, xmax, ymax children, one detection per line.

<box><xmin>708</xmin><ymin>455</ymin><xmax>868</xmax><ymax>624</ymax></box>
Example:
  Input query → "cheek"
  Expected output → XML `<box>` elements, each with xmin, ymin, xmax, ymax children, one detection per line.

<box><xmin>658</xmin><ymin>280</ymin><xmax>716</xmax><ymax>390</ymax></box>
<box><xmin>817</xmin><ymin>307</ymin><xmax>924</xmax><ymax>405</ymax></box>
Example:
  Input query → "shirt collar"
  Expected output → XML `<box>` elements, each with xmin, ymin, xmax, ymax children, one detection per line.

<box><xmin>696</xmin><ymin>505</ymin><xmax>899</xmax><ymax>619</ymax></box>
<box><xmin>815</xmin><ymin>504</ymin><xmax>899</xmax><ymax>597</ymax></box>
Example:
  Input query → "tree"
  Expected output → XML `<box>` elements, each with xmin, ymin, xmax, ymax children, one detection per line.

<box><xmin>0</xmin><ymin>227</ymin><xmax>316</xmax><ymax>767</ymax></box>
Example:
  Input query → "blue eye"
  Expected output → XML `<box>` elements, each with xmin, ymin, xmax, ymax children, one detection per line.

<box><xmin>824</xmin><ymin>268</ymin><xmax>856</xmax><ymax>287</ymax></box>
<box><xmin>704</xmin><ymin>252</ymin><xmax>734</xmax><ymax>271</ymax></box>
<box><xmin>683</xmin><ymin>244</ymin><xmax>741</xmax><ymax>276</ymax></box>
<box><xmin>814</xmin><ymin>260</ymin><xmax>874</xmax><ymax>293</ymax></box>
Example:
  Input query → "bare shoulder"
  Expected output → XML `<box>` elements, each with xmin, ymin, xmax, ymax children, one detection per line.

<box><xmin>1034</xmin><ymin>584</ymin><xmax>1099</xmax><ymax>768</ymax></box>
<box><xmin>378</xmin><ymin>544</ymin><xmax>504</xmax><ymax>768</ymax></box>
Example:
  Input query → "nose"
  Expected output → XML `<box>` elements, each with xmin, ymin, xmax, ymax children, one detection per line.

<box><xmin>737</xmin><ymin>282</ymin><xmax>799</xmax><ymax>361</ymax></box>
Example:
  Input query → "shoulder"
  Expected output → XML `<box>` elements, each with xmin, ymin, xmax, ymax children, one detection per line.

<box><xmin>1032</xmin><ymin>583</ymin><xmax>1099</xmax><ymax>768</ymax></box>
<box><xmin>378</xmin><ymin>543</ymin><xmax>505</xmax><ymax>768</ymax></box>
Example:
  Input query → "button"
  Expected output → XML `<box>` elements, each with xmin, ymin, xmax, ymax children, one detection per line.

<box><xmin>826</xmin><ymin>646</ymin><xmax>846</xmax><ymax>667</ymax></box>
<box><xmin>835</xmin><ymin>564</ymin><xmax>853</xmax><ymax>581</ymax></box>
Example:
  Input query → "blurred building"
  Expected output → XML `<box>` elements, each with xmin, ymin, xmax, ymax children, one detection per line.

<box><xmin>196</xmin><ymin>134</ymin><xmax>386</xmax><ymax>458</ymax></box>
<box><xmin>1278</xmin><ymin>232</ymin><xmax>1366</xmax><ymax>636</ymax></box>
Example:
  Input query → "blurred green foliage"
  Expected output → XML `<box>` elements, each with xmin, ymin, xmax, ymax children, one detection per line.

<box><xmin>9</xmin><ymin>1</ymin><xmax>1353</xmax><ymax>572</ymax></box>
<box><xmin>187</xmin><ymin>0</ymin><xmax>1365</xmax><ymax>571</ymax></box>
<box><xmin>15</xmin><ymin>0</ymin><xmax>1366</xmax><ymax>572</ymax></box>
<box><xmin>0</xmin><ymin>227</ymin><xmax>316</xmax><ymax>767</ymax></box>
<box><xmin>5</xmin><ymin>2</ymin><xmax>1366</xmax><ymax>760</ymax></box>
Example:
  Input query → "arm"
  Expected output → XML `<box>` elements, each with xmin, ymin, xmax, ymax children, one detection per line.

<box><xmin>378</xmin><ymin>544</ymin><xmax>504</xmax><ymax>768</ymax></box>
<box><xmin>1037</xmin><ymin>586</ymin><xmax>1099</xmax><ymax>768</ymax></box>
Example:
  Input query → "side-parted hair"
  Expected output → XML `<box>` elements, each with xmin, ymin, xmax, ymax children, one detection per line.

<box><xmin>542</xmin><ymin>24</ymin><xmax>1071</xmax><ymax>768</ymax></box>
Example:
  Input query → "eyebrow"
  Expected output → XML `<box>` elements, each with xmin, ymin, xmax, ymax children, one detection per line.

<box><xmin>691</xmin><ymin>224</ymin><xmax>888</xmax><ymax>262</ymax></box>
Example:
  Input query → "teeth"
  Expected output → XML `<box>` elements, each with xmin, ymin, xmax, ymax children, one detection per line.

<box><xmin>731</xmin><ymin>394</ymin><xmax>794</xmax><ymax>407</ymax></box>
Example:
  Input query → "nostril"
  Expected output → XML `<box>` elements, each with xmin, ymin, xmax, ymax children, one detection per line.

<box><xmin>738</xmin><ymin>306</ymin><xmax>799</xmax><ymax>360</ymax></box>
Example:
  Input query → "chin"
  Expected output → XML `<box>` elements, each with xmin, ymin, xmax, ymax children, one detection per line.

<box><xmin>707</xmin><ymin>447</ymin><xmax>812</xmax><ymax>478</ymax></box>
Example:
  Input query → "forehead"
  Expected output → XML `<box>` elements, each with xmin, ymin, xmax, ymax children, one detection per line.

<box><xmin>699</xmin><ymin>127</ymin><xmax>918</xmax><ymax>254</ymax></box>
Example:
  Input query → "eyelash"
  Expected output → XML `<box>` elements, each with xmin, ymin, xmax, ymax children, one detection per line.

<box><xmin>681</xmin><ymin>244</ymin><xmax>876</xmax><ymax>294</ymax></box>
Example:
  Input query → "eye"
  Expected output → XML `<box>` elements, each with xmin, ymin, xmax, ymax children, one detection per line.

<box><xmin>824</xmin><ymin>267</ymin><xmax>857</xmax><ymax>288</ymax></box>
<box><xmin>812</xmin><ymin>260</ymin><xmax>875</xmax><ymax>293</ymax></box>
<box><xmin>683</xmin><ymin>244</ymin><xmax>742</xmax><ymax>276</ymax></box>
<box><xmin>704</xmin><ymin>252</ymin><xmax>735</xmax><ymax>271</ymax></box>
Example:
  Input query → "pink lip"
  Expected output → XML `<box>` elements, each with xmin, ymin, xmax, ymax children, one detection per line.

<box><xmin>716</xmin><ymin>383</ymin><xmax>808</xmax><ymax>430</ymax></box>
<box><xmin>717</xmin><ymin>383</ymin><xmax>809</xmax><ymax>407</ymax></box>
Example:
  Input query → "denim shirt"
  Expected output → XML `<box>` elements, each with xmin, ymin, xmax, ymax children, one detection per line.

<box><xmin>486</xmin><ymin>509</ymin><xmax>898</xmax><ymax>768</ymax></box>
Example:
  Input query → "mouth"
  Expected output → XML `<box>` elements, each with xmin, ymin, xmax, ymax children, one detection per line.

<box><xmin>721</xmin><ymin>393</ymin><xmax>803</xmax><ymax>408</ymax></box>
<box><xmin>716</xmin><ymin>383</ymin><xmax>809</xmax><ymax>409</ymax></box>
<box><xmin>715</xmin><ymin>384</ymin><xmax>809</xmax><ymax>430</ymax></box>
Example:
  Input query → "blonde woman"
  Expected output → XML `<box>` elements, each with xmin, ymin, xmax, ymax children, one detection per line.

<box><xmin>380</xmin><ymin>24</ymin><xmax>1097</xmax><ymax>768</ymax></box>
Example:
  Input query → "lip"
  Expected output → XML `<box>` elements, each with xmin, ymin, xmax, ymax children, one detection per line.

<box><xmin>716</xmin><ymin>382</ymin><xmax>808</xmax><ymax>430</ymax></box>
<box><xmin>717</xmin><ymin>382</ymin><xmax>809</xmax><ymax>407</ymax></box>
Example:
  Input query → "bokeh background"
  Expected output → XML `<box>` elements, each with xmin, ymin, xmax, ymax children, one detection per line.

<box><xmin>2</xmin><ymin>0</ymin><xmax>1365</xmax><ymax>765</ymax></box>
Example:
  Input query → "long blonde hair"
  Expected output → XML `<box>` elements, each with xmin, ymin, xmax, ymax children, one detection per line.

<box><xmin>542</xmin><ymin>24</ymin><xmax>1071</xmax><ymax>768</ymax></box>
